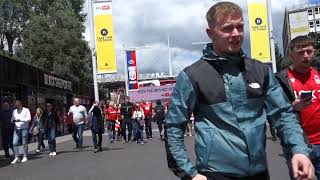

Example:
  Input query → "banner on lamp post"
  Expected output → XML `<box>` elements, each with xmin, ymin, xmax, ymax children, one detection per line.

<box><xmin>247</xmin><ymin>0</ymin><xmax>271</xmax><ymax>62</ymax></box>
<box><xmin>93</xmin><ymin>0</ymin><xmax>117</xmax><ymax>74</ymax></box>
<box><xmin>126</xmin><ymin>50</ymin><xmax>139</xmax><ymax>91</ymax></box>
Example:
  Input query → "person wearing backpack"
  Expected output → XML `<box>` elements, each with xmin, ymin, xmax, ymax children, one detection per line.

<box><xmin>153</xmin><ymin>100</ymin><xmax>165</xmax><ymax>139</ymax></box>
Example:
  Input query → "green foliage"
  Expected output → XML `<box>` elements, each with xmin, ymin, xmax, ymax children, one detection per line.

<box><xmin>1</xmin><ymin>0</ymin><xmax>92</xmax><ymax>83</ymax></box>
<box><xmin>275</xmin><ymin>43</ymin><xmax>291</xmax><ymax>71</ymax></box>
<box><xmin>308</xmin><ymin>32</ymin><xmax>320</xmax><ymax>71</ymax></box>
<box><xmin>0</xmin><ymin>0</ymin><xmax>33</xmax><ymax>56</ymax></box>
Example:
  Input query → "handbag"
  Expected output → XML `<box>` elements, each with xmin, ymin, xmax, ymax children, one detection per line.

<box><xmin>32</xmin><ymin>126</ymin><xmax>40</xmax><ymax>136</ymax></box>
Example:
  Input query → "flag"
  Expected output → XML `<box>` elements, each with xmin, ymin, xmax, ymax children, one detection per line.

<box><xmin>126</xmin><ymin>50</ymin><xmax>139</xmax><ymax>91</ymax></box>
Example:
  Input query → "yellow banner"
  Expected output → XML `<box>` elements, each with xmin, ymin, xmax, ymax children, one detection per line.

<box><xmin>94</xmin><ymin>1</ymin><xmax>117</xmax><ymax>74</ymax></box>
<box><xmin>247</xmin><ymin>0</ymin><xmax>271</xmax><ymax>62</ymax></box>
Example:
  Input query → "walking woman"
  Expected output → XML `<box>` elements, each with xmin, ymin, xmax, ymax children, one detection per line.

<box><xmin>88</xmin><ymin>101</ymin><xmax>104</xmax><ymax>153</ymax></box>
<box><xmin>42</xmin><ymin>103</ymin><xmax>59</xmax><ymax>157</ymax></box>
<box><xmin>132</xmin><ymin>104</ymin><xmax>145</xmax><ymax>145</ymax></box>
<box><xmin>30</xmin><ymin>108</ymin><xmax>45</xmax><ymax>152</ymax></box>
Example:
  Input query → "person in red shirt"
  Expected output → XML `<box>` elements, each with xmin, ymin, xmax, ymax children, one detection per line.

<box><xmin>276</xmin><ymin>35</ymin><xmax>320</xmax><ymax>179</ymax></box>
<box><xmin>140</xmin><ymin>98</ymin><xmax>153</xmax><ymax>139</ymax></box>
<box><xmin>105</xmin><ymin>101</ymin><xmax>118</xmax><ymax>143</ymax></box>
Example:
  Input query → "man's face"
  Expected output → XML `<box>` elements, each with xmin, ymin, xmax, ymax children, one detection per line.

<box><xmin>74</xmin><ymin>99</ymin><xmax>80</xmax><ymax>106</ymax></box>
<box><xmin>15</xmin><ymin>101</ymin><xmax>22</xmax><ymax>109</ymax></box>
<box><xmin>125</xmin><ymin>98</ymin><xmax>130</xmax><ymax>103</ymax></box>
<box><xmin>290</xmin><ymin>45</ymin><xmax>315</xmax><ymax>73</ymax></box>
<box><xmin>46</xmin><ymin>103</ymin><xmax>53</xmax><ymax>112</ymax></box>
<box><xmin>206</xmin><ymin>13</ymin><xmax>244</xmax><ymax>56</ymax></box>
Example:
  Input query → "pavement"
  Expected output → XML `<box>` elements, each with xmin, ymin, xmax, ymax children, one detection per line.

<box><xmin>0</xmin><ymin>127</ymin><xmax>290</xmax><ymax>180</ymax></box>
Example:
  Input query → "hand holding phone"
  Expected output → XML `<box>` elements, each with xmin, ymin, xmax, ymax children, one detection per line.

<box><xmin>300</xmin><ymin>91</ymin><xmax>312</xmax><ymax>99</ymax></box>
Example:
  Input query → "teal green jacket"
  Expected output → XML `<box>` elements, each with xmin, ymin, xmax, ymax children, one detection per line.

<box><xmin>165</xmin><ymin>44</ymin><xmax>311</xmax><ymax>179</ymax></box>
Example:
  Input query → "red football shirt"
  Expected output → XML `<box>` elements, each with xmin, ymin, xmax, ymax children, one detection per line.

<box><xmin>288</xmin><ymin>67</ymin><xmax>320</xmax><ymax>144</ymax></box>
<box><xmin>105</xmin><ymin>107</ymin><xmax>118</xmax><ymax>121</ymax></box>
<box><xmin>140</xmin><ymin>102</ymin><xmax>152</xmax><ymax>117</ymax></box>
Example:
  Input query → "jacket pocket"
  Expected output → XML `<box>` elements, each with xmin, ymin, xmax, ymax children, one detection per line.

<box><xmin>195</xmin><ymin>127</ymin><xmax>214</xmax><ymax>168</ymax></box>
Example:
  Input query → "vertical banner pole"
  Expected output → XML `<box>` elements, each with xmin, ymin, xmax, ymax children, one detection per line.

<box><xmin>89</xmin><ymin>0</ymin><xmax>99</xmax><ymax>101</ymax></box>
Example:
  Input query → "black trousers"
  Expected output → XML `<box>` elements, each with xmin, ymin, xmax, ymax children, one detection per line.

<box><xmin>91</xmin><ymin>129</ymin><xmax>102</xmax><ymax>149</ymax></box>
<box><xmin>199</xmin><ymin>171</ymin><xmax>270</xmax><ymax>180</ymax></box>
<box><xmin>144</xmin><ymin>116</ymin><xmax>152</xmax><ymax>138</ymax></box>
<box><xmin>122</xmin><ymin>118</ymin><xmax>132</xmax><ymax>141</ymax></box>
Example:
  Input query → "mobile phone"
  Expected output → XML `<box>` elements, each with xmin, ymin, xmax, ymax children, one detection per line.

<box><xmin>300</xmin><ymin>91</ymin><xmax>312</xmax><ymax>99</ymax></box>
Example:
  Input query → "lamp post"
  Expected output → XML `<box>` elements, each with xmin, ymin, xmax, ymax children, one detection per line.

<box><xmin>89</xmin><ymin>0</ymin><xmax>99</xmax><ymax>102</ymax></box>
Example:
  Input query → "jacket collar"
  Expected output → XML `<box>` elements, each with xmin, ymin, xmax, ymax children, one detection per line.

<box><xmin>201</xmin><ymin>43</ymin><xmax>246</xmax><ymax>63</ymax></box>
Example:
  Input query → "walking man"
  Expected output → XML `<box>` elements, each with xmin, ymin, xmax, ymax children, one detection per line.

<box><xmin>11</xmin><ymin>100</ymin><xmax>31</xmax><ymax>164</ymax></box>
<box><xmin>165</xmin><ymin>2</ymin><xmax>315</xmax><ymax>180</ymax></box>
<box><xmin>68</xmin><ymin>98</ymin><xmax>88</xmax><ymax>149</ymax></box>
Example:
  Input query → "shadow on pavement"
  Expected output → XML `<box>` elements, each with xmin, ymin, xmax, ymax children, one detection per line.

<box><xmin>57</xmin><ymin>147</ymin><xmax>125</xmax><ymax>155</ymax></box>
<box><xmin>0</xmin><ymin>153</ymin><xmax>43</xmax><ymax>169</ymax></box>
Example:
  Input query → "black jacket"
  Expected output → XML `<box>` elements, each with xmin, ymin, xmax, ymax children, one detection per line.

<box><xmin>120</xmin><ymin>102</ymin><xmax>133</xmax><ymax>119</ymax></box>
<box><xmin>41</xmin><ymin>111</ymin><xmax>59</xmax><ymax>131</ymax></box>
<box><xmin>275</xmin><ymin>69</ymin><xmax>296</xmax><ymax>103</ymax></box>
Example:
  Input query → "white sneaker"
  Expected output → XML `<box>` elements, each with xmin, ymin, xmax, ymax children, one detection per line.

<box><xmin>49</xmin><ymin>152</ymin><xmax>53</xmax><ymax>156</ymax></box>
<box><xmin>11</xmin><ymin>157</ymin><xmax>20</xmax><ymax>164</ymax></box>
<box><xmin>21</xmin><ymin>156</ymin><xmax>28</xmax><ymax>163</ymax></box>
<box><xmin>36</xmin><ymin>149</ymin><xmax>40</xmax><ymax>153</ymax></box>
<box><xmin>52</xmin><ymin>152</ymin><xmax>56</xmax><ymax>156</ymax></box>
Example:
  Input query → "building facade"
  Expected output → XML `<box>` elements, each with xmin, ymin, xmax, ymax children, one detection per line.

<box><xmin>283</xmin><ymin>3</ymin><xmax>320</xmax><ymax>56</ymax></box>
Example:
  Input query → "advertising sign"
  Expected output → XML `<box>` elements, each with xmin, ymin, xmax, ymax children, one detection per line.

<box><xmin>128</xmin><ymin>85</ymin><xmax>174</xmax><ymax>102</ymax></box>
<box><xmin>289</xmin><ymin>11</ymin><xmax>309</xmax><ymax>40</ymax></box>
<box><xmin>93</xmin><ymin>1</ymin><xmax>117</xmax><ymax>73</ymax></box>
<box><xmin>247</xmin><ymin>0</ymin><xmax>271</xmax><ymax>62</ymax></box>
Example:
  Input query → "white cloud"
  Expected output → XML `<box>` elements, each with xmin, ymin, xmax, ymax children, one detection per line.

<box><xmin>83</xmin><ymin>0</ymin><xmax>297</xmax><ymax>76</ymax></box>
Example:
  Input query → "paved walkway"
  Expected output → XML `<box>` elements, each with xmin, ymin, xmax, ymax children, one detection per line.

<box><xmin>0</xmin><ymin>128</ymin><xmax>290</xmax><ymax>180</ymax></box>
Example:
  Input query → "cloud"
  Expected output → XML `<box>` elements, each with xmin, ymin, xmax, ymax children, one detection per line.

<box><xmin>83</xmin><ymin>0</ymin><xmax>292</xmax><ymax>76</ymax></box>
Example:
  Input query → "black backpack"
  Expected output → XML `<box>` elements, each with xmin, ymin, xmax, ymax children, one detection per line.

<box><xmin>154</xmin><ymin>105</ymin><xmax>165</xmax><ymax>120</ymax></box>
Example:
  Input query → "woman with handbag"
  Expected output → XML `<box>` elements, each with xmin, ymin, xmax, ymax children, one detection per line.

<box><xmin>132</xmin><ymin>103</ymin><xmax>145</xmax><ymax>145</ymax></box>
<box><xmin>30</xmin><ymin>108</ymin><xmax>45</xmax><ymax>153</ymax></box>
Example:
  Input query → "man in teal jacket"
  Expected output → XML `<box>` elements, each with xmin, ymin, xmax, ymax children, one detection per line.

<box><xmin>165</xmin><ymin>2</ymin><xmax>315</xmax><ymax>180</ymax></box>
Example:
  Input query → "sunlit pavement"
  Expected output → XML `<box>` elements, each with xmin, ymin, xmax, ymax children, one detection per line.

<box><xmin>0</xmin><ymin>127</ymin><xmax>289</xmax><ymax>180</ymax></box>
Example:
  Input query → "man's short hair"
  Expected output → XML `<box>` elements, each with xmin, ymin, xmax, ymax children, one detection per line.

<box><xmin>289</xmin><ymin>35</ymin><xmax>315</xmax><ymax>52</ymax></box>
<box><xmin>206</xmin><ymin>1</ymin><xmax>242</xmax><ymax>27</ymax></box>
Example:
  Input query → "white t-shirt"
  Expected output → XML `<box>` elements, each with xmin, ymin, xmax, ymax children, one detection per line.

<box><xmin>68</xmin><ymin>105</ymin><xmax>87</xmax><ymax>125</ymax></box>
<box><xmin>11</xmin><ymin>107</ymin><xmax>31</xmax><ymax>129</ymax></box>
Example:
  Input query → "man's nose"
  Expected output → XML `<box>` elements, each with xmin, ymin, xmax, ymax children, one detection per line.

<box><xmin>231</xmin><ymin>28</ymin><xmax>240</xmax><ymax>36</ymax></box>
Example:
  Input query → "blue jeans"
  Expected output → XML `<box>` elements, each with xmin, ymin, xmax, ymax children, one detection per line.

<box><xmin>311</xmin><ymin>144</ymin><xmax>320</xmax><ymax>179</ymax></box>
<box><xmin>47</xmin><ymin>128</ymin><xmax>56</xmax><ymax>152</ymax></box>
<box><xmin>107</xmin><ymin>121</ymin><xmax>116</xmax><ymax>141</ymax></box>
<box><xmin>12</xmin><ymin>128</ymin><xmax>29</xmax><ymax>157</ymax></box>
<box><xmin>138</xmin><ymin>126</ymin><xmax>144</xmax><ymax>142</ymax></box>
<box><xmin>132</xmin><ymin>120</ymin><xmax>139</xmax><ymax>140</ymax></box>
<box><xmin>72</xmin><ymin>124</ymin><xmax>84</xmax><ymax>147</ymax></box>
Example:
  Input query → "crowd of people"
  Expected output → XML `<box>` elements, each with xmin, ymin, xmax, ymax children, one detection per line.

<box><xmin>0</xmin><ymin>96</ymin><xmax>179</xmax><ymax>165</ymax></box>
<box><xmin>3</xmin><ymin>1</ymin><xmax>320</xmax><ymax>180</ymax></box>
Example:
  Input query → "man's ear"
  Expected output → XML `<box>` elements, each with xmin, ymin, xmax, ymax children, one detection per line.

<box><xmin>206</xmin><ymin>27</ymin><xmax>214</xmax><ymax>41</ymax></box>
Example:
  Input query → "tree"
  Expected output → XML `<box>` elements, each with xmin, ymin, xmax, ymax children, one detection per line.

<box><xmin>275</xmin><ymin>42</ymin><xmax>291</xmax><ymax>71</ymax></box>
<box><xmin>308</xmin><ymin>32</ymin><xmax>320</xmax><ymax>71</ymax></box>
<box><xmin>0</xmin><ymin>0</ymin><xmax>33</xmax><ymax>56</ymax></box>
<box><xmin>16</xmin><ymin>0</ymin><xmax>92</xmax><ymax>82</ymax></box>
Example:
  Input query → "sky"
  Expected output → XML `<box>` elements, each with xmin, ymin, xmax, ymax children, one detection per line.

<box><xmin>82</xmin><ymin>0</ymin><xmax>308</xmax><ymax>77</ymax></box>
